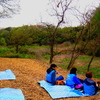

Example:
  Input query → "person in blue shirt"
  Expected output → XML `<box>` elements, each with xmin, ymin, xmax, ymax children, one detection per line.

<box><xmin>66</xmin><ymin>67</ymin><xmax>83</xmax><ymax>89</ymax></box>
<box><xmin>46</xmin><ymin>64</ymin><xmax>64</xmax><ymax>85</ymax></box>
<box><xmin>83</xmin><ymin>72</ymin><xmax>99</xmax><ymax>95</ymax></box>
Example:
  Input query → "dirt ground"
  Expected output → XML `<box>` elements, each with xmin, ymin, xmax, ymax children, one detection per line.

<box><xmin>0</xmin><ymin>58</ymin><xmax>100</xmax><ymax>100</ymax></box>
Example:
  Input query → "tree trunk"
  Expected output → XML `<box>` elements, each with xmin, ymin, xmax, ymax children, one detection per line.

<box><xmin>16</xmin><ymin>45</ymin><xmax>19</xmax><ymax>53</ymax></box>
<box><xmin>87</xmin><ymin>45</ymin><xmax>98</xmax><ymax>71</ymax></box>
<box><xmin>49</xmin><ymin>23</ymin><xmax>61</xmax><ymax>64</ymax></box>
<box><xmin>87</xmin><ymin>55</ymin><xmax>95</xmax><ymax>71</ymax></box>
<box><xmin>67</xmin><ymin>53</ymin><xmax>80</xmax><ymax>69</ymax></box>
<box><xmin>50</xmin><ymin>41</ymin><xmax>54</xmax><ymax>64</ymax></box>
<box><xmin>49</xmin><ymin>0</ymin><xmax>73</xmax><ymax>64</ymax></box>
<box><xmin>67</xmin><ymin>28</ymin><xmax>84</xmax><ymax>69</ymax></box>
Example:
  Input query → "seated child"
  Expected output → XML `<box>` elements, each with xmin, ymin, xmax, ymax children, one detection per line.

<box><xmin>66</xmin><ymin>67</ymin><xmax>83</xmax><ymax>89</ymax></box>
<box><xmin>83</xmin><ymin>72</ymin><xmax>99</xmax><ymax>95</ymax></box>
<box><xmin>46</xmin><ymin>64</ymin><xmax>64</xmax><ymax>85</ymax></box>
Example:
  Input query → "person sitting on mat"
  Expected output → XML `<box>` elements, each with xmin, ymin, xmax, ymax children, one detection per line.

<box><xmin>46</xmin><ymin>64</ymin><xmax>64</xmax><ymax>85</ymax></box>
<box><xmin>66</xmin><ymin>67</ymin><xmax>83</xmax><ymax>89</ymax></box>
<box><xmin>83</xmin><ymin>72</ymin><xmax>99</xmax><ymax>95</ymax></box>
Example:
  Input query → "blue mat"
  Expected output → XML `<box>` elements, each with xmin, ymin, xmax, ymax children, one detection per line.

<box><xmin>0</xmin><ymin>88</ymin><xmax>25</xmax><ymax>100</ymax></box>
<box><xmin>38</xmin><ymin>80</ymin><xmax>93</xmax><ymax>99</ymax></box>
<box><xmin>0</xmin><ymin>69</ymin><xmax>16</xmax><ymax>80</ymax></box>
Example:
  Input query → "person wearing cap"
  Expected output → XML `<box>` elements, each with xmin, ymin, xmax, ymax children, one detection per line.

<box><xmin>46</xmin><ymin>64</ymin><xmax>64</xmax><ymax>85</ymax></box>
<box><xmin>83</xmin><ymin>72</ymin><xmax>99</xmax><ymax>95</ymax></box>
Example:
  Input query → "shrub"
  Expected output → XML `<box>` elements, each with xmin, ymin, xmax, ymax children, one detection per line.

<box><xmin>0</xmin><ymin>47</ymin><xmax>9</xmax><ymax>54</ymax></box>
<box><xmin>0</xmin><ymin>37</ymin><xmax>6</xmax><ymax>46</ymax></box>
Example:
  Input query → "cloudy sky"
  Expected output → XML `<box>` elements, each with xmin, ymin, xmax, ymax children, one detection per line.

<box><xmin>0</xmin><ymin>0</ymin><xmax>99</xmax><ymax>28</ymax></box>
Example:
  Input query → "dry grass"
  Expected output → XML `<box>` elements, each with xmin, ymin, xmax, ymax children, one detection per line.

<box><xmin>0</xmin><ymin>58</ymin><xmax>100</xmax><ymax>100</ymax></box>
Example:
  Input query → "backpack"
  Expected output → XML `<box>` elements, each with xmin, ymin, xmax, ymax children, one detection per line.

<box><xmin>55</xmin><ymin>80</ymin><xmax>65</xmax><ymax>85</ymax></box>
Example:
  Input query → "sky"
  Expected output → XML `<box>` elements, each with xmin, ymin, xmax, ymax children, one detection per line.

<box><xmin>0</xmin><ymin>0</ymin><xmax>99</xmax><ymax>28</ymax></box>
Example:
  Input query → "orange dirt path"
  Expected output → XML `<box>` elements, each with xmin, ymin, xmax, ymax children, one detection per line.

<box><xmin>0</xmin><ymin>58</ymin><xmax>100</xmax><ymax>100</ymax></box>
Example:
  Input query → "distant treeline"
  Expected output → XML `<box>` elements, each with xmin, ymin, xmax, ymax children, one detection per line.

<box><xmin>0</xmin><ymin>7</ymin><xmax>100</xmax><ymax>56</ymax></box>
<box><xmin>0</xmin><ymin>25</ymin><xmax>83</xmax><ymax>45</ymax></box>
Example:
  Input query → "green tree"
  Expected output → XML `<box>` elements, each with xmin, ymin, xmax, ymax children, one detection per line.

<box><xmin>10</xmin><ymin>26</ymin><xmax>33</xmax><ymax>53</ymax></box>
<box><xmin>0</xmin><ymin>37</ymin><xmax>6</xmax><ymax>46</ymax></box>
<box><xmin>0</xmin><ymin>29</ymin><xmax>11</xmax><ymax>45</ymax></box>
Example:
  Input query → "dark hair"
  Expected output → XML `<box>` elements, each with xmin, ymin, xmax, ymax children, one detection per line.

<box><xmin>50</xmin><ymin>64</ymin><xmax>57</xmax><ymax>69</ymax></box>
<box><xmin>70</xmin><ymin>67</ymin><xmax>77</xmax><ymax>74</ymax></box>
<box><xmin>86</xmin><ymin>72</ymin><xmax>92</xmax><ymax>78</ymax></box>
<box><xmin>47</xmin><ymin>64</ymin><xmax>57</xmax><ymax>74</ymax></box>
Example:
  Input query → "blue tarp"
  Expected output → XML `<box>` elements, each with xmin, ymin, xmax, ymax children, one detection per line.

<box><xmin>0</xmin><ymin>88</ymin><xmax>25</xmax><ymax>100</ymax></box>
<box><xmin>0</xmin><ymin>69</ymin><xmax>16</xmax><ymax>80</ymax></box>
<box><xmin>38</xmin><ymin>80</ymin><xmax>98</xmax><ymax>99</ymax></box>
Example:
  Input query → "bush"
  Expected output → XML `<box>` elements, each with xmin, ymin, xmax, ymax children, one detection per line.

<box><xmin>95</xmin><ymin>50</ymin><xmax>100</xmax><ymax>57</ymax></box>
<box><xmin>0</xmin><ymin>37</ymin><xmax>6</xmax><ymax>46</ymax></box>
<box><xmin>0</xmin><ymin>52</ymin><xmax>20</xmax><ymax>58</ymax></box>
<box><xmin>0</xmin><ymin>47</ymin><xmax>10</xmax><ymax>54</ymax></box>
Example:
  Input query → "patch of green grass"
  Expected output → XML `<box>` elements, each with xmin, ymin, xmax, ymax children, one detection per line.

<box><xmin>78</xmin><ymin>55</ymin><xmax>91</xmax><ymax>62</ymax></box>
<box><xmin>57</xmin><ymin>58</ymin><xmax>71</xmax><ymax>69</ymax></box>
<box><xmin>77</xmin><ymin>65</ymin><xmax>88</xmax><ymax>75</ymax></box>
<box><xmin>56</xmin><ymin>55</ymin><xmax>100</xmax><ymax>79</ymax></box>
<box><xmin>0</xmin><ymin>47</ymin><xmax>16</xmax><ymax>56</ymax></box>
<box><xmin>74</xmin><ymin>63</ymin><xmax>100</xmax><ymax>78</ymax></box>
<box><xmin>58</xmin><ymin>64</ymin><xmax>68</xmax><ymax>69</ymax></box>
<box><xmin>0</xmin><ymin>52</ymin><xmax>36</xmax><ymax>59</ymax></box>
<box><xmin>23</xmin><ymin>44</ymin><xmax>49</xmax><ymax>49</ymax></box>
<box><xmin>0</xmin><ymin>45</ymin><xmax>49</xmax><ymax>59</ymax></box>
<box><xmin>0</xmin><ymin>45</ymin><xmax>100</xmax><ymax>79</ymax></box>
<box><xmin>90</xmin><ymin>67</ymin><xmax>100</xmax><ymax>78</ymax></box>
<box><xmin>93</xmin><ymin>58</ymin><xmax>100</xmax><ymax>61</ymax></box>
<box><xmin>0</xmin><ymin>47</ymin><xmax>10</xmax><ymax>54</ymax></box>
<box><xmin>42</xmin><ymin>54</ymin><xmax>50</xmax><ymax>60</ymax></box>
<box><xmin>19</xmin><ymin>53</ymin><xmax>36</xmax><ymax>59</ymax></box>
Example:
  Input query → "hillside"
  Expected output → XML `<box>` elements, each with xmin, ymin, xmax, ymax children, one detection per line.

<box><xmin>0</xmin><ymin>58</ymin><xmax>100</xmax><ymax>100</ymax></box>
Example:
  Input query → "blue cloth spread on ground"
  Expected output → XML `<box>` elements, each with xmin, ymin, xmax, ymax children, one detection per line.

<box><xmin>0</xmin><ymin>88</ymin><xmax>25</xmax><ymax>100</ymax></box>
<box><xmin>0</xmin><ymin>69</ymin><xmax>16</xmax><ymax>80</ymax></box>
<box><xmin>38</xmin><ymin>80</ymin><xmax>98</xmax><ymax>99</ymax></box>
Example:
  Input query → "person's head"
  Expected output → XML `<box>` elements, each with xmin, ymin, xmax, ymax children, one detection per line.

<box><xmin>86</xmin><ymin>72</ymin><xmax>92</xmax><ymax>78</ymax></box>
<box><xmin>70</xmin><ymin>67</ymin><xmax>77</xmax><ymax>74</ymax></box>
<box><xmin>50</xmin><ymin>64</ymin><xmax>57</xmax><ymax>70</ymax></box>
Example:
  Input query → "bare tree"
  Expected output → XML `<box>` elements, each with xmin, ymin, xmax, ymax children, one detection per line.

<box><xmin>48</xmin><ymin>0</ymin><xmax>75</xmax><ymax>63</ymax></box>
<box><xmin>87</xmin><ymin>38</ymin><xmax>100</xmax><ymax>71</ymax></box>
<box><xmin>0</xmin><ymin>0</ymin><xmax>20</xmax><ymax>18</ymax></box>
<box><xmin>87</xmin><ymin>7</ymin><xmax>100</xmax><ymax>71</ymax></box>
<box><xmin>67</xmin><ymin>9</ymin><xmax>94</xmax><ymax>69</ymax></box>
